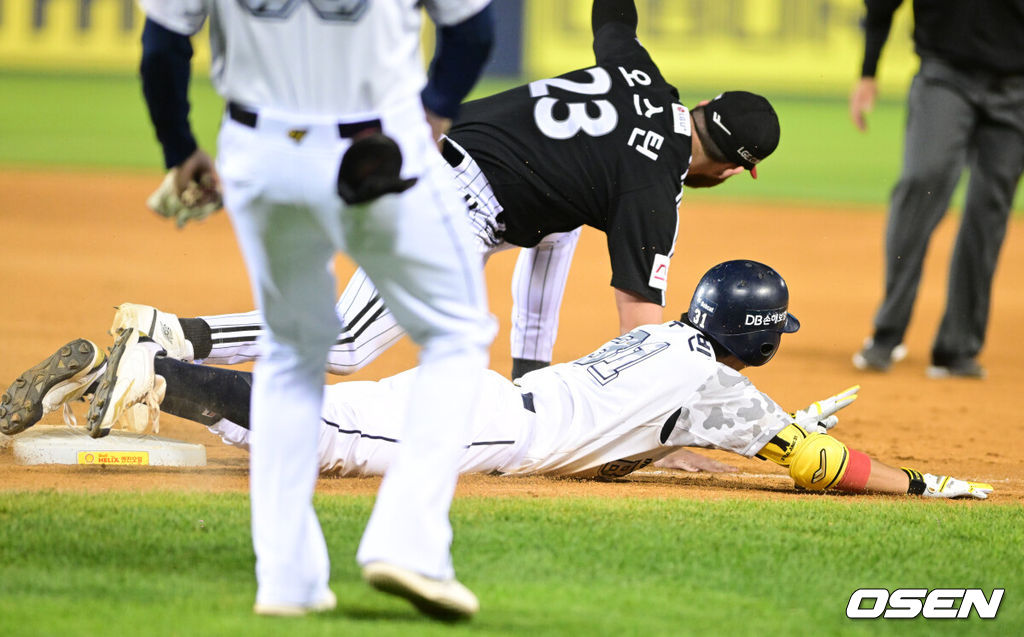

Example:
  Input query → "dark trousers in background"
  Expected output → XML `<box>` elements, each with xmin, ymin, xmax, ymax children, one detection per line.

<box><xmin>872</xmin><ymin>57</ymin><xmax>1024</xmax><ymax>365</ymax></box>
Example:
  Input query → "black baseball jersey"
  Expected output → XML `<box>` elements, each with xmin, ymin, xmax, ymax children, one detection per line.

<box><xmin>448</xmin><ymin>21</ymin><xmax>692</xmax><ymax>306</ymax></box>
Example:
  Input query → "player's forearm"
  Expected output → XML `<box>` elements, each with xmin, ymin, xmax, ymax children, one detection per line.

<box><xmin>592</xmin><ymin>0</ymin><xmax>638</xmax><ymax>36</ymax></box>
<box><xmin>860</xmin><ymin>0</ymin><xmax>901</xmax><ymax>77</ymax></box>
<box><xmin>860</xmin><ymin>458</ymin><xmax>911</xmax><ymax>493</ymax></box>
<box><xmin>139</xmin><ymin>17</ymin><xmax>197</xmax><ymax>169</ymax></box>
<box><xmin>757</xmin><ymin>424</ymin><xmax>991</xmax><ymax>498</ymax></box>
<box><xmin>422</xmin><ymin>4</ymin><xmax>495</xmax><ymax>119</ymax></box>
<box><xmin>613</xmin><ymin>288</ymin><xmax>662</xmax><ymax>334</ymax></box>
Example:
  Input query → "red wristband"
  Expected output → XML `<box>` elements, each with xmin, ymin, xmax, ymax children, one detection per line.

<box><xmin>836</xmin><ymin>449</ymin><xmax>872</xmax><ymax>492</ymax></box>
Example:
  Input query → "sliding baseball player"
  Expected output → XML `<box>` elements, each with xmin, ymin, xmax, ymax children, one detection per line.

<box><xmin>3</xmin><ymin>261</ymin><xmax>992</xmax><ymax>500</ymax></box>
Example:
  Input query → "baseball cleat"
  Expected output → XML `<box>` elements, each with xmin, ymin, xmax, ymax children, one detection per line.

<box><xmin>85</xmin><ymin>328</ymin><xmax>164</xmax><ymax>439</ymax></box>
<box><xmin>253</xmin><ymin>590</ymin><xmax>337</xmax><ymax>617</ymax></box>
<box><xmin>362</xmin><ymin>561</ymin><xmax>479</xmax><ymax>621</ymax></box>
<box><xmin>852</xmin><ymin>338</ymin><xmax>907</xmax><ymax>372</ymax></box>
<box><xmin>0</xmin><ymin>339</ymin><xmax>106</xmax><ymax>435</ymax></box>
<box><xmin>110</xmin><ymin>303</ymin><xmax>194</xmax><ymax>361</ymax></box>
<box><xmin>926</xmin><ymin>358</ymin><xmax>986</xmax><ymax>380</ymax></box>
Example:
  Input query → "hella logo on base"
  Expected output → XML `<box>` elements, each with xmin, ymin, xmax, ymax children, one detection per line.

<box><xmin>745</xmin><ymin>312</ymin><xmax>786</xmax><ymax>326</ymax></box>
<box><xmin>847</xmin><ymin>588</ymin><xmax>1003</xmax><ymax>619</ymax></box>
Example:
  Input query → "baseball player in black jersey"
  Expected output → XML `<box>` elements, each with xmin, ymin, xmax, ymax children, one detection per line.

<box><xmin>448</xmin><ymin>0</ymin><xmax>779</xmax><ymax>375</ymax></box>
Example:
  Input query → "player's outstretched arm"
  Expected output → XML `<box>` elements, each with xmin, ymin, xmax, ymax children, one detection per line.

<box><xmin>756</xmin><ymin>424</ymin><xmax>993</xmax><ymax>499</ymax></box>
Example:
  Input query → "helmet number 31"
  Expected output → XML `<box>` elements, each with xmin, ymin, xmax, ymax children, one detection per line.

<box><xmin>690</xmin><ymin>308</ymin><xmax>708</xmax><ymax>328</ymax></box>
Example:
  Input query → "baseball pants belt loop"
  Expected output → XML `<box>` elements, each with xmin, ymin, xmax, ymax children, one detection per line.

<box><xmin>521</xmin><ymin>392</ymin><xmax>536</xmax><ymax>413</ymax></box>
<box><xmin>227</xmin><ymin>101</ymin><xmax>382</xmax><ymax>139</ymax></box>
<box><xmin>227</xmin><ymin>102</ymin><xmax>258</xmax><ymax>128</ymax></box>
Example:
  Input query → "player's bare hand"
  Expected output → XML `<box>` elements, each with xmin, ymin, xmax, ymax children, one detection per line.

<box><xmin>792</xmin><ymin>385</ymin><xmax>859</xmax><ymax>433</ymax></box>
<box><xmin>921</xmin><ymin>473</ymin><xmax>993</xmax><ymax>499</ymax></box>
<box><xmin>849</xmin><ymin>77</ymin><xmax>877</xmax><ymax>132</ymax></box>
<box><xmin>653</xmin><ymin>449</ymin><xmax>738</xmax><ymax>473</ymax></box>
<box><xmin>174</xmin><ymin>148</ymin><xmax>222</xmax><ymax>207</ymax></box>
<box><xmin>426</xmin><ymin>109</ymin><xmax>452</xmax><ymax>147</ymax></box>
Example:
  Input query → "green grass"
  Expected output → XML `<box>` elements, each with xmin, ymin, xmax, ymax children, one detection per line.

<box><xmin>4</xmin><ymin>70</ymin><xmax>1023</xmax><ymax>211</ymax></box>
<box><xmin>0</xmin><ymin>491</ymin><xmax>1019</xmax><ymax>636</ymax></box>
<box><xmin>0</xmin><ymin>71</ymin><xmax>519</xmax><ymax>174</ymax></box>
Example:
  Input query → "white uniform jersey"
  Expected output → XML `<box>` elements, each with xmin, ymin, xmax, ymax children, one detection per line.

<box><xmin>211</xmin><ymin>321</ymin><xmax>793</xmax><ymax>480</ymax></box>
<box><xmin>139</xmin><ymin>0</ymin><xmax>489</xmax><ymax>115</ymax></box>
<box><xmin>513</xmin><ymin>321</ymin><xmax>791</xmax><ymax>478</ymax></box>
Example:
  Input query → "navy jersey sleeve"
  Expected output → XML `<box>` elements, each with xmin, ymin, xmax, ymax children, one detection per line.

<box><xmin>606</xmin><ymin>182</ymin><xmax>682</xmax><ymax>306</ymax></box>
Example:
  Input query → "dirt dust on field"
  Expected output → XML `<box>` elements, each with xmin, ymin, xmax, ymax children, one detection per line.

<box><xmin>1</xmin><ymin>168</ymin><xmax>1022</xmax><ymax>504</ymax></box>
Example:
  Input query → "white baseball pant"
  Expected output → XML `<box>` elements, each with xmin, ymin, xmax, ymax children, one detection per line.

<box><xmin>217</xmin><ymin>96</ymin><xmax>495</xmax><ymax>604</ymax></box>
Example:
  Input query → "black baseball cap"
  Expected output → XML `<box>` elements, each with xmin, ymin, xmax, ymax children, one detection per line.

<box><xmin>704</xmin><ymin>91</ymin><xmax>780</xmax><ymax>179</ymax></box>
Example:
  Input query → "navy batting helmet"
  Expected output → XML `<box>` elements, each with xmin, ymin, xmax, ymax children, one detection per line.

<box><xmin>686</xmin><ymin>260</ymin><xmax>800</xmax><ymax>366</ymax></box>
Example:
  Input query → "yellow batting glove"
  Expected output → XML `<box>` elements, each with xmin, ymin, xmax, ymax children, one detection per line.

<box><xmin>791</xmin><ymin>385</ymin><xmax>860</xmax><ymax>433</ymax></box>
<box><xmin>921</xmin><ymin>473</ymin><xmax>994</xmax><ymax>500</ymax></box>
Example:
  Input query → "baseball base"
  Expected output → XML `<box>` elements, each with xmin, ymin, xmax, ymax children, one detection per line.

<box><xmin>11</xmin><ymin>425</ymin><xmax>206</xmax><ymax>467</ymax></box>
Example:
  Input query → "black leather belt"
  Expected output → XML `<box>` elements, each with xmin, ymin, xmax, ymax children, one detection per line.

<box><xmin>227</xmin><ymin>102</ymin><xmax>382</xmax><ymax>139</ymax></box>
<box><xmin>440</xmin><ymin>139</ymin><xmax>466</xmax><ymax>168</ymax></box>
<box><xmin>521</xmin><ymin>392</ymin><xmax>536</xmax><ymax>413</ymax></box>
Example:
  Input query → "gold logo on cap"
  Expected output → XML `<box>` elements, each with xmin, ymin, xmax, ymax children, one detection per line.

<box><xmin>287</xmin><ymin>129</ymin><xmax>309</xmax><ymax>143</ymax></box>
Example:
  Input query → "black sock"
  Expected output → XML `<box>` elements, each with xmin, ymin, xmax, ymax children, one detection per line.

<box><xmin>511</xmin><ymin>357</ymin><xmax>550</xmax><ymax>379</ymax></box>
<box><xmin>179</xmin><ymin>318</ymin><xmax>213</xmax><ymax>359</ymax></box>
<box><xmin>154</xmin><ymin>357</ymin><xmax>252</xmax><ymax>428</ymax></box>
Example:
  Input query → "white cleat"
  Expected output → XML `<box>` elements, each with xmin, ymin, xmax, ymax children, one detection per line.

<box><xmin>362</xmin><ymin>561</ymin><xmax>479</xmax><ymax>621</ymax></box>
<box><xmin>253</xmin><ymin>590</ymin><xmax>337</xmax><ymax>617</ymax></box>
<box><xmin>85</xmin><ymin>328</ymin><xmax>164</xmax><ymax>439</ymax></box>
<box><xmin>110</xmin><ymin>303</ymin><xmax>194</xmax><ymax>361</ymax></box>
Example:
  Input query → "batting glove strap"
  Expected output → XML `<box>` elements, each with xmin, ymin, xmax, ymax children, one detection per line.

<box><xmin>901</xmin><ymin>467</ymin><xmax>927</xmax><ymax>495</ymax></box>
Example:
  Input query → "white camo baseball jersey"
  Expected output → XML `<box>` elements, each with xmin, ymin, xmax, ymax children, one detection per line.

<box><xmin>209</xmin><ymin>321</ymin><xmax>793</xmax><ymax>478</ymax></box>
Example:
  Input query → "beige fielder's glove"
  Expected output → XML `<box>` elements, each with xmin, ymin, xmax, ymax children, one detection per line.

<box><xmin>791</xmin><ymin>385</ymin><xmax>860</xmax><ymax>433</ymax></box>
<box><xmin>147</xmin><ymin>169</ymin><xmax>223</xmax><ymax>228</ymax></box>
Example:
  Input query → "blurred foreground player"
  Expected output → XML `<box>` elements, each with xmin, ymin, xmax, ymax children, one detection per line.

<box><xmin>130</xmin><ymin>0</ymin><xmax>497</xmax><ymax>621</ymax></box>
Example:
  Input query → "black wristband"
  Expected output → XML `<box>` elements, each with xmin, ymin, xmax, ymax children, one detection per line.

<box><xmin>901</xmin><ymin>467</ymin><xmax>927</xmax><ymax>495</ymax></box>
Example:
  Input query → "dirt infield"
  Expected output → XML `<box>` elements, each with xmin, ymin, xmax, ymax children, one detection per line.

<box><xmin>1</xmin><ymin>168</ymin><xmax>1022</xmax><ymax>503</ymax></box>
